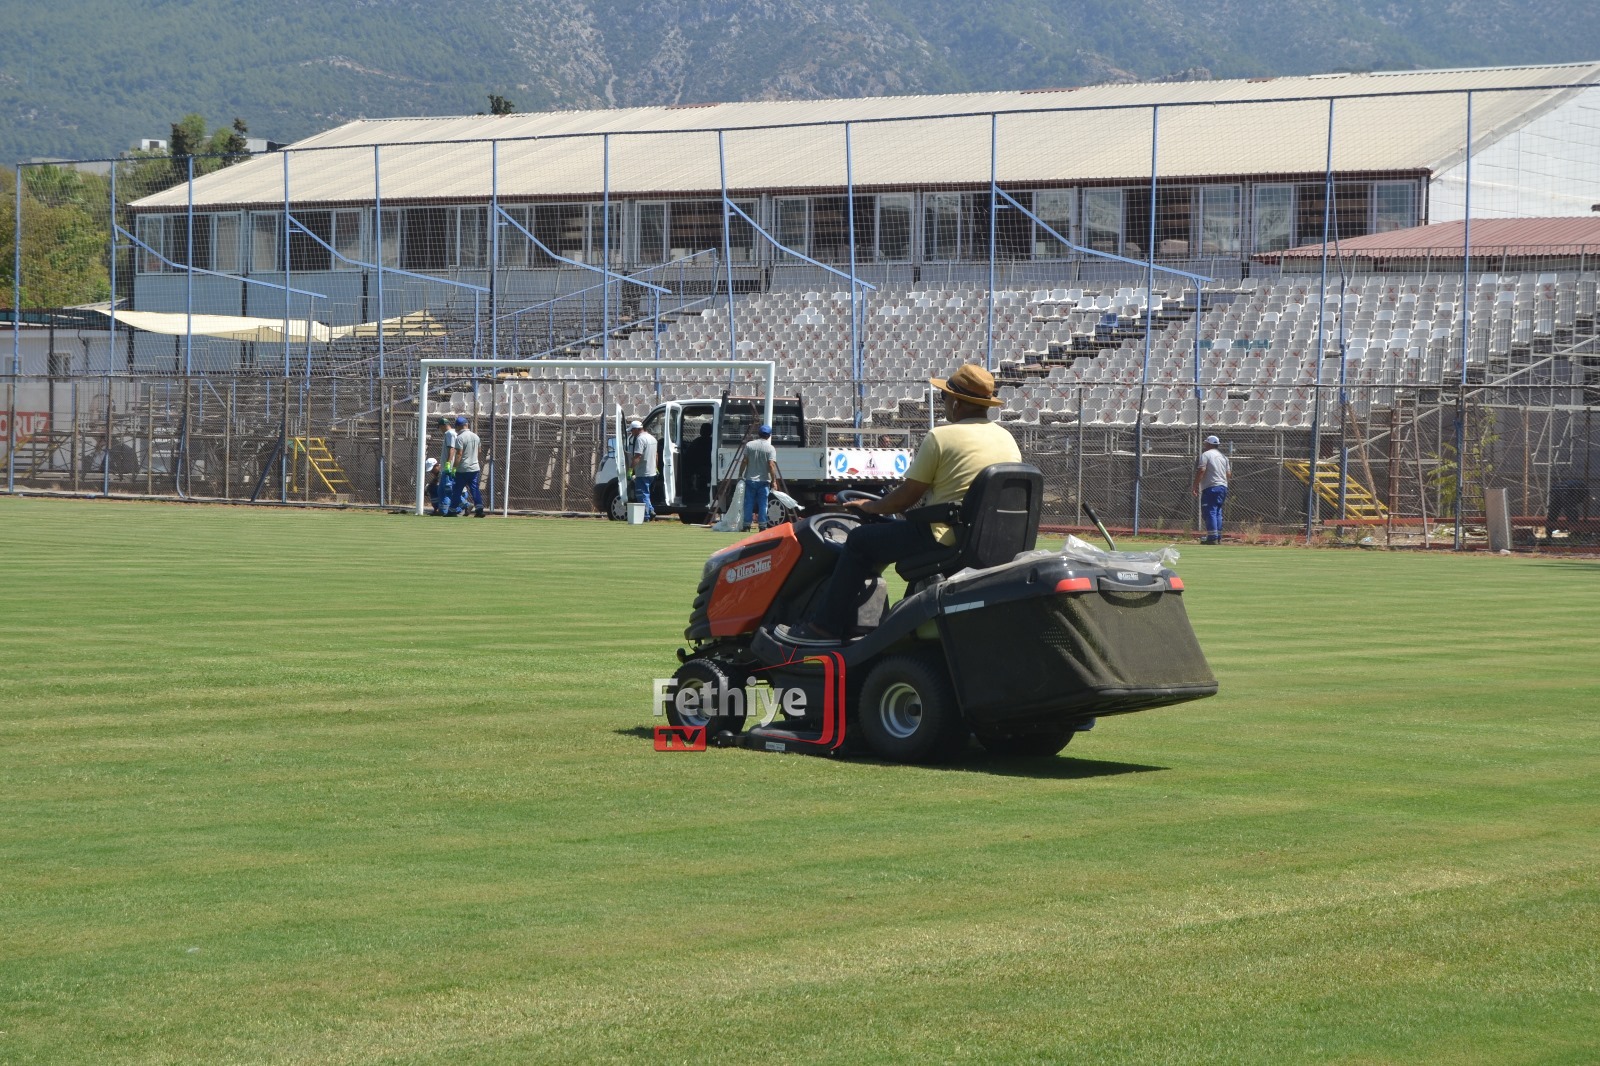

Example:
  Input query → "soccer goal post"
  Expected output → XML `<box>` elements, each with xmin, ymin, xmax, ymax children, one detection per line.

<box><xmin>414</xmin><ymin>358</ymin><xmax>777</xmax><ymax>516</ymax></box>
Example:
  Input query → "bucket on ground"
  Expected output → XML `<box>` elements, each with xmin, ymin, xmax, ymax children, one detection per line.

<box><xmin>627</xmin><ymin>502</ymin><xmax>646</xmax><ymax>524</ymax></box>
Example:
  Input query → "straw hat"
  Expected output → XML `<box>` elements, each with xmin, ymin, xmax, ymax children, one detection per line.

<box><xmin>930</xmin><ymin>363</ymin><xmax>1003</xmax><ymax>408</ymax></box>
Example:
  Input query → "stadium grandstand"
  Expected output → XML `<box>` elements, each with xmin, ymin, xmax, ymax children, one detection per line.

<box><xmin>7</xmin><ymin>61</ymin><xmax>1600</xmax><ymax>535</ymax></box>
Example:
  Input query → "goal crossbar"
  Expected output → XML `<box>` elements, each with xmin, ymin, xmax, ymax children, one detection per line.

<box><xmin>415</xmin><ymin>358</ymin><xmax>778</xmax><ymax>515</ymax></box>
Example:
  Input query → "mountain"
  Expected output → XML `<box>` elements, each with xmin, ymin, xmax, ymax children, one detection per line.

<box><xmin>3</xmin><ymin>0</ymin><xmax>1598</xmax><ymax>161</ymax></box>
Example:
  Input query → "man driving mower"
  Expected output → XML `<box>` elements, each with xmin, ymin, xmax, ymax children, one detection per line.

<box><xmin>779</xmin><ymin>362</ymin><xmax>1020</xmax><ymax>644</ymax></box>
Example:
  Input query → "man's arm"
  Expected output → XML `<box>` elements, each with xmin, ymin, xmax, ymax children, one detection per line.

<box><xmin>849</xmin><ymin>479</ymin><xmax>931</xmax><ymax>516</ymax></box>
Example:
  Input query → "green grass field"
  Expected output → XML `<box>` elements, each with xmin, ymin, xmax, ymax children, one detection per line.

<box><xmin>1</xmin><ymin>497</ymin><xmax>1596</xmax><ymax>1065</ymax></box>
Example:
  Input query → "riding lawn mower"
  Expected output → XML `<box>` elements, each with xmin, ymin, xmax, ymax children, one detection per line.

<box><xmin>664</xmin><ymin>463</ymin><xmax>1217</xmax><ymax>763</ymax></box>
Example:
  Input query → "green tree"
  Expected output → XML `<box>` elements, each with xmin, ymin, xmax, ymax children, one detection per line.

<box><xmin>1430</xmin><ymin>405</ymin><xmax>1499</xmax><ymax>516</ymax></box>
<box><xmin>484</xmin><ymin>94</ymin><xmax>515</xmax><ymax>116</ymax></box>
<box><xmin>1</xmin><ymin>166</ymin><xmax>113</xmax><ymax>308</ymax></box>
<box><xmin>168</xmin><ymin>113</ymin><xmax>251</xmax><ymax>184</ymax></box>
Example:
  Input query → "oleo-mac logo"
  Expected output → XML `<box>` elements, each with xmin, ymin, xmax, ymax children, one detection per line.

<box><xmin>725</xmin><ymin>554</ymin><xmax>773</xmax><ymax>584</ymax></box>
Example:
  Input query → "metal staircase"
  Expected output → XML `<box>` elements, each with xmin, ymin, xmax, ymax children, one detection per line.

<box><xmin>288</xmin><ymin>437</ymin><xmax>353</xmax><ymax>498</ymax></box>
<box><xmin>1283</xmin><ymin>459</ymin><xmax>1389</xmax><ymax>521</ymax></box>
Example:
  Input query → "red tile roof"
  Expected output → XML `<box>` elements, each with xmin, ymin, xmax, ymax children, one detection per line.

<box><xmin>1267</xmin><ymin>217</ymin><xmax>1600</xmax><ymax>260</ymax></box>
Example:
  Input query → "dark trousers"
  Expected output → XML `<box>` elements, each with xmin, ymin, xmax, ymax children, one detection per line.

<box><xmin>633</xmin><ymin>474</ymin><xmax>656</xmax><ymax>518</ymax></box>
<box><xmin>1547</xmin><ymin>482</ymin><xmax>1586</xmax><ymax>532</ymax></box>
<box><xmin>814</xmin><ymin>519</ymin><xmax>937</xmax><ymax>635</ymax></box>
<box><xmin>452</xmin><ymin>469</ymin><xmax>482</xmax><ymax>513</ymax></box>
<box><xmin>1201</xmin><ymin>485</ymin><xmax>1228</xmax><ymax>539</ymax></box>
<box><xmin>743</xmin><ymin>480</ymin><xmax>770</xmax><ymax>529</ymax></box>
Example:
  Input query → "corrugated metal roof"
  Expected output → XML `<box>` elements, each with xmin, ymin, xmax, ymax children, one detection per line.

<box><xmin>133</xmin><ymin>62</ymin><xmax>1600</xmax><ymax>210</ymax></box>
<box><xmin>1269</xmin><ymin>217</ymin><xmax>1600</xmax><ymax>258</ymax></box>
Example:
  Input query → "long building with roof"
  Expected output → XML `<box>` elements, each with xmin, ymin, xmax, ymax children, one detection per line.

<box><xmin>122</xmin><ymin>61</ymin><xmax>1600</xmax><ymax>362</ymax></box>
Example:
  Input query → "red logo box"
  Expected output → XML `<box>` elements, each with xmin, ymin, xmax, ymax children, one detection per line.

<box><xmin>653</xmin><ymin>725</ymin><xmax>707</xmax><ymax>751</ymax></box>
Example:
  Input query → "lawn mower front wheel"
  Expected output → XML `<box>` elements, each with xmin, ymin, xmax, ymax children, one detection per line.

<box><xmin>666</xmin><ymin>658</ymin><xmax>748</xmax><ymax>736</ymax></box>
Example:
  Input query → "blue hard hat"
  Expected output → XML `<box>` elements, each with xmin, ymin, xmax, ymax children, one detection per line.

<box><xmin>758</xmin><ymin>424</ymin><xmax>772</xmax><ymax>435</ymax></box>
<box><xmin>455</xmin><ymin>415</ymin><xmax>468</xmax><ymax>426</ymax></box>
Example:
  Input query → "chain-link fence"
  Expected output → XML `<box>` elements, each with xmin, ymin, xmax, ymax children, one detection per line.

<box><xmin>7</xmin><ymin>74</ymin><xmax>1600</xmax><ymax>543</ymax></box>
<box><xmin>5</xmin><ymin>369</ymin><xmax>1595</xmax><ymax>546</ymax></box>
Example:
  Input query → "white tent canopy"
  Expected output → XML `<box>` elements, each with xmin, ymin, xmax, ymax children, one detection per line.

<box><xmin>86</xmin><ymin>307</ymin><xmax>443</xmax><ymax>343</ymax></box>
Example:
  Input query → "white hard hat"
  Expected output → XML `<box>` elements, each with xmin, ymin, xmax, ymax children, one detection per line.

<box><xmin>628</xmin><ymin>420</ymin><xmax>643</xmax><ymax>430</ymax></box>
<box><xmin>425</xmin><ymin>457</ymin><xmax>438</xmax><ymax>471</ymax></box>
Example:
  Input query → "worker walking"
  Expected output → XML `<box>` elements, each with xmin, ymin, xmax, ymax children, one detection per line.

<box><xmin>450</xmin><ymin>415</ymin><xmax>485</xmax><ymax>518</ymax></box>
<box><xmin>434</xmin><ymin>416</ymin><xmax>458</xmax><ymax>516</ymax></box>
<box><xmin>742</xmin><ymin>424</ymin><xmax>782</xmax><ymax>531</ymax></box>
<box><xmin>1192</xmin><ymin>434</ymin><xmax>1232</xmax><ymax>544</ymax></box>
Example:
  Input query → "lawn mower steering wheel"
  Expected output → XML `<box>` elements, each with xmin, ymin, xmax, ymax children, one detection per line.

<box><xmin>834</xmin><ymin>487</ymin><xmax>897</xmax><ymax>524</ymax></box>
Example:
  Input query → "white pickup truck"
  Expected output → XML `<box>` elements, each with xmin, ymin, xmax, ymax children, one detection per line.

<box><xmin>593</xmin><ymin>395</ymin><xmax>914</xmax><ymax>523</ymax></box>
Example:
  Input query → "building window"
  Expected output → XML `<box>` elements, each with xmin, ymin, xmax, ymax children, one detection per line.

<box><xmin>457</xmin><ymin>206</ymin><xmax>487</xmax><ymax>269</ymax></box>
<box><xmin>133</xmin><ymin>215</ymin><xmax>215</xmax><ymax>272</ymax></box>
<box><xmin>1123</xmin><ymin>187</ymin><xmax>1193</xmax><ymax>258</ymax></box>
<box><xmin>585</xmin><ymin>204</ymin><xmax>620</xmax><ymax>267</ymax></box>
<box><xmin>1199</xmin><ymin>186</ymin><xmax>1241</xmax><ymax>255</ymax></box>
<box><xmin>667</xmin><ymin>200</ymin><xmax>719</xmax><ymax>260</ymax></box>
<box><xmin>923</xmin><ymin>193</ymin><xmax>961</xmax><ymax>260</ymax></box>
<box><xmin>402</xmin><ymin>207</ymin><xmax>454</xmax><ymax>272</ymax></box>
<box><xmin>995</xmin><ymin>189</ymin><xmax>1032</xmax><ymax>260</ymax></box>
<box><xmin>811</xmin><ymin>197</ymin><xmax>862</xmax><ymax>262</ymax></box>
<box><xmin>288</xmin><ymin>210</ymin><xmax>332</xmax><ymax>272</ymax></box>
<box><xmin>1083</xmin><ymin>188</ymin><xmax>1123</xmax><ymax>255</ymax></box>
<box><xmin>135</xmin><ymin>215</ymin><xmax>168</xmax><ymax>273</ymax></box>
<box><xmin>497</xmin><ymin>206</ymin><xmax>529</xmax><ymax>268</ymax></box>
<box><xmin>251</xmin><ymin>212</ymin><xmax>281</xmax><ymax>272</ymax></box>
<box><xmin>636</xmin><ymin>202</ymin><xmax>667</xmax><ymax>264</ymax></box>
<box><xmin>774</xmin><ymin>198</ymin><xmax>808</xmax><ymax>261</ymax></box>
<box><xmin>186</xmin><ymin>215</ymin><xmax>213</xmax><ymax>271</ymax></box>
<box><xmin>1033</xmin><ymin>190</ymin><xmax>1074</xmax><ymax>259</ymax></box>
<box><xmin>1374</xmin><ymin>182</ymin><xmax>1417</xmax><ymax>233</ymax></box>
<box><xmin>374</xmin><ymin>208</ymin><xmax>399</xmax><ymax>269</ymax></box>
<box><xmin>329</xmin><ymin>209</ymin><xmax>362</xmax><ymax>269</ymax></box>
<box><xmin>665</xmin><ymin>200</ymin><xmax>755</xmax><ymax>262</ymax></box>
<box><xmin>533</xmin><ymin>204</ymin><xmax>585</xmax><ymax>264</ymax></box>
<box><xmin>877</xmin><ymin>194</ymin><xmax>913</xmax><ymax>262</ymax></box>
<box><xmin>1293</xmin><ymin>182</ymin><xmax>1373</xmax><ymax>245</ymax></box>
<box><xmin>1253</xmin><ymin>185</ymin><xmax>1293</xmax><ymax>253</ymax></box>
<box><xmin>213</xmin><ymin>213</ymin><xmax>242</xmax><ymax>274</ymax></box>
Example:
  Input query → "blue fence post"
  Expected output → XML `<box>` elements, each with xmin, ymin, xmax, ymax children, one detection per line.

<box><xmin>601</xmin><ymin>133</ymin><xmax>610</xmax><ymax>364</ymax></box>
<box><xmin>1192</xmin><ymin>279</ymin><xmax>1203</xmax><ymax>535</ymax></box>
<box><xmin>374</xmin><ymin>145</ymin><xmax>386</xmax><ymax>379</ymax></box>
<box><xmin>106</xmin><ymin>159</ymin><xmax>117</xmax><ymax>496</ymax></box>
<box><xmin>1455</xmin><ymin>91</ymin><xmax>1475</xmax><ymax>551</ymax></box>
<box><xmin>491</xmin><ymin>139</ymin><xmax>500</xmax><ymax>363</ymax></box>
<box><xmin>846</xmin><ymin>121</ymin><xmax>861</xmax><ymax>435</ymax></box>
<box><xmin>987</xmin><ymin>113</ymin><xmax>998</xmax><ymax>373</ymax></box>
<box><xmin>185</xmin><ymin>155</ymin><xmax>194</xmax><ymax>375</ymax></box>
<box><xmin>281</xmin><ymin>151</ymin><xmax>292</xmax><ymax>382</ymax></box>
<box><xmin>717</xmin><ymin>129</ymin><xmax>739</xmax><ymax>407</ymax></box>
<box><xmin>1133</xmin><ymin>105</ymin><xmax>1159</xmax><ymax>535</ymax></box>
<box><xmin>10</xmin><ymin>165</ymin><xmax>23</xmax><ymax>493</ymax></box>
<box><xmin>1306</xmin><ymin>97</ymin><xmax>1336</xmax><ymax>545</ymax></box>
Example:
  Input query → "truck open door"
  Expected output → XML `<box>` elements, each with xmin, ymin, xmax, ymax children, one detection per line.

<box><xmin>660</xmin><ymin>401</ymin><xmax>679</xmax><ymax>507</ymax></box>
<box><xmin>613</xmin><ymin>404</ymin><xmax>627</xmax><ymax>506</ymax></box>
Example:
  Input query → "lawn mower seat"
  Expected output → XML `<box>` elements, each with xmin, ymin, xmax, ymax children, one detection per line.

<box><xmin>894</xmin><ymin>462</ymin><xmax>1043</xmax><ymax>584</ymax></box>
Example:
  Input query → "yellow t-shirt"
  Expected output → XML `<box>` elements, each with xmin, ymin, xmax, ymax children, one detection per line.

<box><xmin>903</xmin><ymin>417</ymin><xmax>1022</xmax><ymax>544</ymax></box>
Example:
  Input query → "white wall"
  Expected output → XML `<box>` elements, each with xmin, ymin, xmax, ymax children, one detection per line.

<box><xmin>1431</xmin><ymin>85</ymin><xmax>1600</xmax><ymax>220</ymax></box>
<box><xmin>3</xmin><ymin>326</ymin><xmax>117</xmax><ymax>375</ymax></box>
